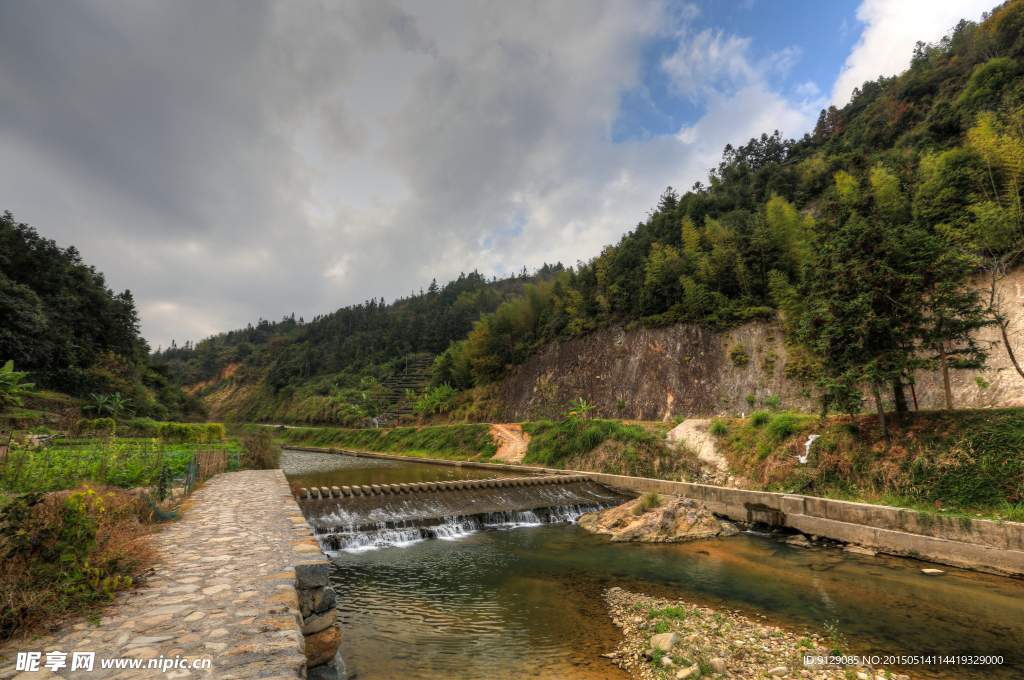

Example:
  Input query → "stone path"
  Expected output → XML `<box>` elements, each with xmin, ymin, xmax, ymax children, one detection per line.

<box><xmin>0</xmin><ymin>470</ymin><xmax>327</xmax><ymax>680</ymax></box>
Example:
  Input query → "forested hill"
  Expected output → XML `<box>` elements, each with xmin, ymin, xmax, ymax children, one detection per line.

<box><xmin>0</xmin><ymin>212</ymin><xmax>200</xmax><ymax>419</ymax></box>
<box><xmin>432</xmin><ymin>3</ymin><xmax>1024</xmax><ymax>397</ymax></box>
<box><xmin>164</xmin><ymin>2</ymin><xmax>1024</xmax><ymax>427</ymax></box>
<box><xmin>151</xmin><ymin>264</ymin><xmax>565</xmax><ymax>390</ymax></box>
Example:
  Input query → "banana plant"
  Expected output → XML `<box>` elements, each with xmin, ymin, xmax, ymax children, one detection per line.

<box><xmin>0</xmin><ymin>360</ymin><xmax>34</xmax><ymax>413</ymax></box>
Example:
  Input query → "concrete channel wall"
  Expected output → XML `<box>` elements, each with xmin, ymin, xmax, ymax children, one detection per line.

<box><xmin>285</xmin><ymin>445</ymin><xmax>1024</xmax><ymax>577</ymax></box>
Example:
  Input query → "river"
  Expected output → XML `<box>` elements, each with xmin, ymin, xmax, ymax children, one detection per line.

<box><xmin>282</xmin><ymin>449</ymin><xmax>1024</xmax><ymax>680</ymax></box>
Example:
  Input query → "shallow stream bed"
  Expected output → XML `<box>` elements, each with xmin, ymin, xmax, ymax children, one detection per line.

<box><xmin>282</xmin><ymin>449</ymin><xmax>1024</xmax><ymax>680</ymax></box>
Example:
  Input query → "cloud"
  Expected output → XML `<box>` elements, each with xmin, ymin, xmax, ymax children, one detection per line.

<box><xmin>831</xmin><ymin>0</ymin><xmax>995</xmax><ymax>106</ymax></box>
<box><xmin>0</xmin><ymin>0</ymin><xmax>820</xmax><ymax>349</ymax></box>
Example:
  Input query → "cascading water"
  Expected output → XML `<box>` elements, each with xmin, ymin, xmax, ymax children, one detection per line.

<box><xmin>316</xmin><ymin>502</ymin><xmax>613</xmax><ymax>552</ymax></box>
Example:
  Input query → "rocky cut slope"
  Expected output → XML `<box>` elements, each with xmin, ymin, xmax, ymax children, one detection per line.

<box><xmin>500</xmin><ymin>267</ymin><xmax>1024</xmax><ymax>421</ymax></box>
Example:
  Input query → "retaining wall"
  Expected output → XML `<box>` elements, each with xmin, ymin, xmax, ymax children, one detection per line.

<box><xmin>285</xmin><ymin>445</ymin><xmax>1024</xmax><ymax>578</ymax></box>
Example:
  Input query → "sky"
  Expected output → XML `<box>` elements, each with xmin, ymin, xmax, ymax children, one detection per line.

<box><xmin>0</xmin><ymin>0</ymin><xmax>996</xmax><ymax>350</ymax></box>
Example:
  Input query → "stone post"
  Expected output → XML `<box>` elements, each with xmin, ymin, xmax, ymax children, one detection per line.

<box><xmin>295</xmin><ymin>562</ymin><xmax>345</xmax><ymax>680</ymax></box>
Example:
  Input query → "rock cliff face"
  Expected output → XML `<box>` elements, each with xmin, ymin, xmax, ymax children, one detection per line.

<box><xmin>499</xmin><ymin>267</ymin><xmax>1024</xmax><ymax>420</ymax></box>
<box><xmin>578</xmin><ymin>496</ymin><xmax>723</xmax><ymax>543</ymax></box>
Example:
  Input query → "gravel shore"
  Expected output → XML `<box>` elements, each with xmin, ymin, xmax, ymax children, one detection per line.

<box><xmin>602</xmin><ymin>588</ymin><xmax>912</xmax><ymax>680</ymax></box>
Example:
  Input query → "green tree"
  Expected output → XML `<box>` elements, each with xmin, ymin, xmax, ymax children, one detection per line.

<box><xmin>922</xmin><ymin>251</ymin><xmax>995</xmax><ymax>409</ymax></box>
<box><xmin>799</xmin><ymin>196</ymin><xmax>939</xmax><ymax>441</ymax></box>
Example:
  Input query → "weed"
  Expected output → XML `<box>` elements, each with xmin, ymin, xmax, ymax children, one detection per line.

<box><xmin>0</xmin><ymin>485</ymin><xmax>154</xmax><ymax>638</ymax></box>
<box><xmin>649</xmin><ymin>606</ymin><xmax>687</xmax><ymax>620</ymax></box>
<box><xmin>710</xmin><ymin>420</ymin><xmax>728</xmax><ymax>436</ymax></box>
<box><xmin>750</xmin><ymin>411</ymin><xmax>771</xmax><ymax>427</ymax></box>
<box><xmin>763</xmin><ymin>394</ymin><xmax>781</xmax><ymax>411</ymax></box>
<box><xmin>765</xmin><ymin>414</ymin><xmax>801</xmax><ymax>441</ymax></box>
<box><xmin>729</xmin><ymin>345</ymin><xmax>750</xmax><ymax>367</ymax></box>
<box><xmin>640</xmin><ymin>491</ymin><xmax>663</xmax><ymax>511</ymax></box>
<box><xmin>823</xmin><ymin>620</ymin><xmax>848</xmax><ymax>656</ymax></box>
<box><xmin>241</xmin><ymin>429</ymin><xmax>281</xmax><ymax>469</ymax></box>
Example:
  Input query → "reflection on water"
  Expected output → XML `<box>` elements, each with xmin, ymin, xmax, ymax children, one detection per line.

<box><xmin>283</xmin><ymin>451</ymin><xmax>1024</xmax><ymax>680</ymax></box>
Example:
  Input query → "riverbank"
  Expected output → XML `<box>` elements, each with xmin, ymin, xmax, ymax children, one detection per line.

<box><xmin>268</xmin><ymin>407</ymin><xmax>1024</xmax><ymax>523</ymax></box>
<box><xmin>603</xmin><ymin>589</ymin><xmax>912</xmax><ymax>680</ymax></box>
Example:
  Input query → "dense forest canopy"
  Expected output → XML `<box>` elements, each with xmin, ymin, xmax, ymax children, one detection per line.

<box><xmin>0</xmin><ymin>211</ymin><xmax>200</xmax><ymax>418</ymax></box>
<box><xmin>150</xmin><ymin>265</ymin><xmax>566</xmax><ymax>392</ymax></box>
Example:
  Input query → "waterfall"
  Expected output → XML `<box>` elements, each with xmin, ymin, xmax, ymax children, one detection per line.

<box><xmin>315</xmin><ymin>502</ymin><xmax>611</xmax><ymax>553</ymax></box>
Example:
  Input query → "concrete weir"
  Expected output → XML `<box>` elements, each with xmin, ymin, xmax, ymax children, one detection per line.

<box><xmin>293</xmin><ymin>475</ymin><xmax>630</xmax><ymax>552</ymax></box>
<box><xmin>286</xmin><ymin>446</ymin><xmax>1024</xmax><ymax>577</ymax></box>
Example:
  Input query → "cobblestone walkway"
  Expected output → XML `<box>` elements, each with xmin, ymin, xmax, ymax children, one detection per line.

<box><xmin>0</xmin><ymin>470</ymin><xmax>327</xmax><ymax>680</ymax></box>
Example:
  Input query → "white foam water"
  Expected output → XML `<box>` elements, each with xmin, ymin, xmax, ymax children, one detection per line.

<box><xmin>318</xmin><ymin>503</ymin><xmax>608</xmax><ymax>553</ymax></box>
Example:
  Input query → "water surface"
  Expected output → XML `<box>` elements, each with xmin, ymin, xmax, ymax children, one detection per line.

<box><xmin>283</xmin><ymin>450</ymin><xmax>1024</xmax><ymax>680</ymax></box>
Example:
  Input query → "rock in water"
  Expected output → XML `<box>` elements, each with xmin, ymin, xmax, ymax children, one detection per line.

<box><xmin>579</xmin><ymin>496</ymin><xmax>721</xmax><ymax>543</ymax></box>
<box><xmin>718</xmin><ymin>521</ymin><xmax>740</xmax><ymax>537</ymax></box>
<box><xmin>921</xmin><ymin>568</ymin><xmax>945</xmax><ymax>575</ymax></box>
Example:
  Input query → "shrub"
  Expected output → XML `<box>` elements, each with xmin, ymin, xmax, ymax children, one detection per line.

<box><xmin>415</xmin><ymin>383</ymin><xmax>459</xmax><ymax>415</ymax></box>
<box><xmin>750</xmin><ymin>410</ymin><xmax>771</xmax><ymax>427</ymax></box>
<box><xmin>729</xmin><ymin>344</ymin><xmax>749</xmax><ymax>366</ymax></box>
<box><xmin>763</xmin><ymin>394</ymin><xmax>781</xmax><ymax>411</ymax></box>
<box><xmin>156</xmin><ymin>422</ymin><xmax>226</xmax><ymax>444</ymax></box>
<box><xmin>203</xmin><ymin>423</ymin><xmax>227</xmax><ymax>442</ymax></box>
<box><xmin>241</xmin><ymin>429</ymin><xmax>281</xmax><ymax>469</ymax></box>
<box><xmin>709</xmin><ymin>420</ymin><xmax>728</xmax><ymax>436</ymax></box>
<box><xmin>639</xmin><ymin>491</ymin><xmax>663</xmax><ymax>511</ymax></box>
<box><xmin>76</xmin><ymin>417</ymin><xmax>116</xmax><ymax>435</ymax></box>
<box><xmin>745</xmin><ymin>393</ymin><xmax>756</xmax><ymax>407</ymax></box>
<box><xmin>766</xmin><ymin>414</ymin><xmax>801</xmax><ymax>441</ymax></box>
<box><xmin>126</xmin><ymin>417</ymin><xmax>159</xmax><ymax>435</ymax></box>
<box><xmin>0</xmin><ymin>485</ymin><xmax>153</xmax><ymax>638</ymax></box>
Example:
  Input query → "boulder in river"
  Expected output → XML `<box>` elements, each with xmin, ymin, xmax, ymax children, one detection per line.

<box><xmin>578</xmin><ymin>495</ymin><xmax>723</xmax><ymax>543</ymax></box>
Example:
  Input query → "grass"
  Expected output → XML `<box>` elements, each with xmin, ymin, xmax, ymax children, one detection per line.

<box><xmin>712</xmin><ymin>407</ymin><xmax>1024</xmax><ymax>515</ymax></box>
<box><xmin>649</xmin><ymin>605</ymin><xmax>687</xmax><ymax>620</ymax></box>
<box><xmin>272</xmin><ymin>423</ymin><xmax>499</xmax><ymax>459</ymax></box>
<box><xmin>521</xmin><ymin>419</ymin><xmax>667</xmax><ymax>466</ymax></box>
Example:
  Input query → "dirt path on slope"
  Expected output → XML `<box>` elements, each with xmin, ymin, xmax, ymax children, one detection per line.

<box><xmin>489</xmin><ymin>423</ymin><xmax>531</xmax><ymax>463</ymax></box>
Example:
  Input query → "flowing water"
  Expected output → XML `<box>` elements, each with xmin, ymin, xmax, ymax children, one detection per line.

<box><xmin>282</xmin><ymin>450</ymin><xmax>1024</xmax><ymax>680</ymax></box>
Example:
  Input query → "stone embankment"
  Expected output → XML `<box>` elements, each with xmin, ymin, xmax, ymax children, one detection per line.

<box><xmin>0</xmin><ymin>470</ymin><xmax>333</xmax><ymax>680</ymax></box>
<box><xmin>603</xmin><ymin>589</ymin><xmax>911</xmax><ymax>680</ymax></box>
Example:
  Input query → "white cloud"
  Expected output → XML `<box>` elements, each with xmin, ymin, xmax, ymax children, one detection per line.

<box><xmin>831</xmin><ymin>0</ymin><xmax>994</xmax><ymax>106</ymax></box>
<box><xmin>0</xmin><ymin>0</ymin><xmax>823</xmax><ymax>349</ymax></box>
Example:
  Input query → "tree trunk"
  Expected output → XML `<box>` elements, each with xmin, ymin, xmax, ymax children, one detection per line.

<box><xmin>999</xmin><ymin>319</ymin><xmax>1024</xmax><ymax>381</ymax></box>
<box><xmin>909</xmin><ymin>381</ymin><xmax>919</xmax><ymax>410</ymax></box>
<box><xmin>872</xmin><ymin>386</ymin><xmax>890</xmax><ymax>446</ymax></box>
<box><xmin>891</xmin><ymin>378</ymin><xmax>909</xmax><ymax>420</ymax></box>
<box><xmin>939</xmin><ymin>342</ymin><xmax>954</xmax><ymax>410</ymax></box>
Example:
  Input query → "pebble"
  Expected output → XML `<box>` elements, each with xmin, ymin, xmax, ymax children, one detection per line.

<box><xmin>601</xmin><ymin>589</ymin><xmax>915</xmax><ymax>680</ymax></box>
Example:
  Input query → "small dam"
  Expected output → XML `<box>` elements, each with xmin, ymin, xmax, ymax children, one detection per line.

<box><xmin>294</xmin><ymin>475</ymin><xmax>631</xmax><ymax>551</ymax></box>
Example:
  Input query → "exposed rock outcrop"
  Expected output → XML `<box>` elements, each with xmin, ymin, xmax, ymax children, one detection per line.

<box><xmin>499</xmin><ymin>266</ymin><xmax>1024</xmax><ymax>421</ymax></box>
<box><xmin>578</xmin><ymin>495</ymin><xmax>724</xmax><ymax>543</ymax></box>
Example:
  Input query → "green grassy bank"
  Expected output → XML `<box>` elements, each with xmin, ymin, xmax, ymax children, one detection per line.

<box><xmin>713</xmin><ymin>407</ymin><xmax>1024</xmax><ymax>521</ymax></box>
<box><xmin>271</xmin><ymin>423</ymin><xmax>500</xmax><ymax>460</ymax></box>
<box><xmin>272</xmin><ymin>419</ymin><xmax>695</xmax><ymax>478</ymax></box>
